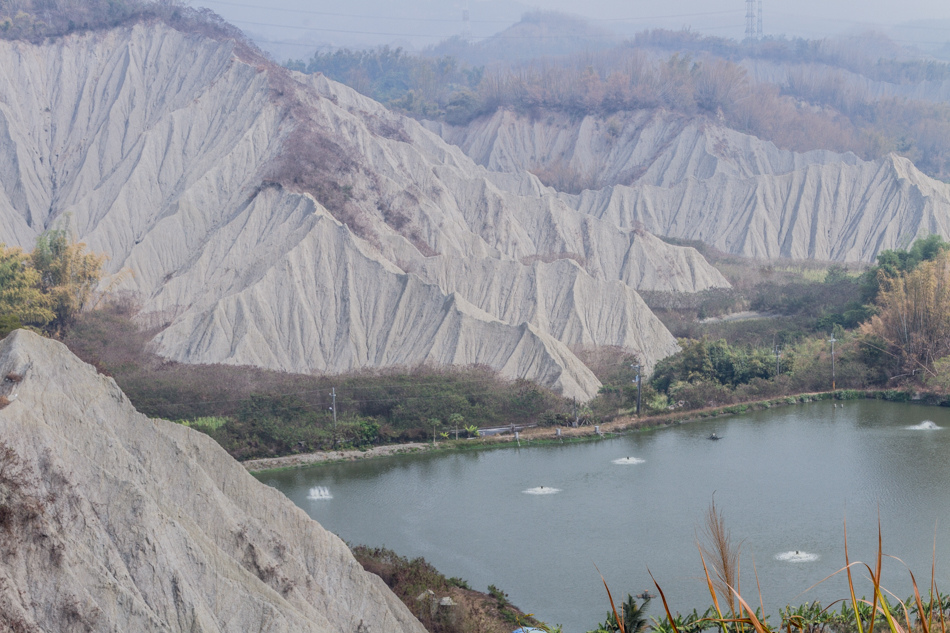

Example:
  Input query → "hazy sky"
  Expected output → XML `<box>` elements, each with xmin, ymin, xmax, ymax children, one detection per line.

<box><xmin>191</xmin><ymin>0</ymin><xmax>950</xmax><ymax>58</ymax></box>
<box><xmin>527</xmin><ymin>0</ymin><xmax>950</xmax><ymax>24</ymax></box>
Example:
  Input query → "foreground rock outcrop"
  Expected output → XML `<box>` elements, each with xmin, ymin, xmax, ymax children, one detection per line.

<box><xmin>431</xmin><ymin>109</ymin><xmax>950</xmax><ymax>261</ymax></box>
<box><xmin>0</xmin><ymin>329</ymin><xmax>427</xmax><ymax>633</ymax></box>
<box><xmin>0</xmin><ymin>24</ymin><xmax>731</xmax><ymax>399</ymax></box>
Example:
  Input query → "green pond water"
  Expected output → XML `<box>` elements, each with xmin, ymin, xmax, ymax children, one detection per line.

<box><xmin>255</xmin><ymin>400</ymin><xmax>950</xmax><ymax>632</ymax></box>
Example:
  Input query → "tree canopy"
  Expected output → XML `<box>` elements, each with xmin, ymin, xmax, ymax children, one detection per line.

<box><xmin>861</xmin><ymin>234</ymin><xmax>950</xmax><ymax>301</ymax></box>
<box><xmin>0</xmin><ymin>245</ymin><xmax>53</xmax><ymax>335</ymax></box>
<box><xmin>0</xmin><ymin>229</ymin><xmax>107</xmax><ymax>337</ymax></box>
<box><xmin>865</xmin><ymin>248</ymin><xmax>950</xmax><ymax>374</ymax></box>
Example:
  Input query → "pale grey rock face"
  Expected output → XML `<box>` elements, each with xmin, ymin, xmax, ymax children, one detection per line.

<box><xmin>0</xmin><ymin>25</ymin><xmax>725</xmax><ymax>399</ymax></box>
<box><xmin>432</xmin><ymin>109</ymin><xmax>950</xmax><ymax>262</ymax></box>
<box><xmin>0</xmin><ymin>329</ymin><xmax>427</xmax><ymax>633</ymax></box>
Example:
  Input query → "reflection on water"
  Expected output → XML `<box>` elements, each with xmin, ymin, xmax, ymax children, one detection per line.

<box><xmin>257</xmin><ymin>401</ymin><xmax>950</xmax><ymax>633</ymax></box>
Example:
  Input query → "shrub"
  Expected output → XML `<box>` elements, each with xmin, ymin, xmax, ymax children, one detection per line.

<box><xmin>64</xmin><ymin>307</ymin><xmax>572</xmax><ymax>459</ymax></box>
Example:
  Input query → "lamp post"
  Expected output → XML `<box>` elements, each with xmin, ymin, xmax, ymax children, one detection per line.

<box><xmin>828</xmin><ymin>334</ymin><xmax>837</xmax><ymax>392</ymax></box>
<box><xmin>632</xmin><ymin>362</ymin><xmax>642</xmax><ymax>416</ymax></box>
<box><xmin>330</xmin><ymin>387</ymin><xmax>337</xmax><ymax>428</ymax></box>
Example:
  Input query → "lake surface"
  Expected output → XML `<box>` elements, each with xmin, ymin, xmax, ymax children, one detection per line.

<box><xmin>256</xmin><ymin>401</ymin><xmax>950</xmax><ymax>632</ymax></box>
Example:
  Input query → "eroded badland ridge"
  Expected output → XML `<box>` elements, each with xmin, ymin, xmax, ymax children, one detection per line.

<box><xmin>2</xmin><ymin>17</ymin><xmax>949</xmax><ymax>402</ymax></box>
<box><xmin>431</xmin><ymin>108</ymin><xmax>950</xmax><ymax>261</ymax></box>
<box><xmin>0</xmin><ymin>329</ymin><xmax>426</xmax><ymax>632</ymax></box>
<box><xmin>0</xmin><ymin>23</ymin><xmax>737</xmax><ymax>400</ymax></box>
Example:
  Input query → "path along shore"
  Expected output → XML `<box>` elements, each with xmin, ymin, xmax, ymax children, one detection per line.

<box><xmin>242</xmin><ymin>414</ymin><xmax>646</xmax><ymax>473</ymax></box>
<box><xmin>242</xmin><ymin>390</ymin><xmax>881</xmax><ymax>473</ymax></box>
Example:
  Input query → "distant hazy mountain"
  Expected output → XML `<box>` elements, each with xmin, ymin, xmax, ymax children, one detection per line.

<box><xmin>201</xmin><ymin>0</ymin><xmax>532</xmax><ymax>57</ymax></box>
<box><xmin>427</xmin><ymin>11</ymin><xmax>622</xmax><ymax>65</ymax></box>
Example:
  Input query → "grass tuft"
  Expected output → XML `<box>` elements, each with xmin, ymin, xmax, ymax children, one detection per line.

<box><xmin>642</xmin><ymin>507</ymin><xmax>948</xmax><ymax>633</ymax></box>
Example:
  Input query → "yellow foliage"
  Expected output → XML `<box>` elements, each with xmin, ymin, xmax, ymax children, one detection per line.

<box><xmin>30</xmin><ymin>228</ymin><xmax>107</xmax><ymax>333</ymax></box>
<box><xmin>867</xmin><ymin>250</ymin><xmax>950</xmax><ymax>372</ymax></box>
<box><xmin>0</xmin><ymin>243</ymin><xmax>54</xmax><ymax>326</ymax></box>
<box><xmin>926</xmin><ymin>356</ymin><xmax>950</xmax><ymax>392</ymax></box>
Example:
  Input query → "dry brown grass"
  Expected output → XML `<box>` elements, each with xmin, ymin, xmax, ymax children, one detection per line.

<box><xmin>648</xmin><ymin>508</ymin><xmax>949</xmax><ymax>633</ymax></box>
<box><xmin>530</xmin><ymin>160</ymin><xmax>600</xmax><ymax>194</ymax></box>
<box><xmin>698</xmin><ymin>497</ymin><xmax>742</xmax><ymax>615</ymax></box>
<box><xmin>353</xmin><ymin>545</ymin><xmax>538</xmax><ymax>632</ymax></box>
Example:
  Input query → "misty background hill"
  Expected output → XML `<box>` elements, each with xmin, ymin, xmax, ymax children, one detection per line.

<box><xmin>285</xmin><ymin>11</ymin><xmax>950</xmax><ymax>182</ymax></box>
<box><xmin>194</xmin><ymin>0</ymin><xmax>950</xmax><ymax>58</ymax></box>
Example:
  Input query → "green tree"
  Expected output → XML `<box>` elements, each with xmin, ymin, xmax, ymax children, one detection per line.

<box><xmin>861</xmin><ymin>235</ymin><xmax>950</xmax><ymax>301</ymax></box>
<box><xmin>0</xmin><ymin>243</ymin><xmax>54</xmax><ymax>329</ymax></box>
<box><xmin>867</xmin><ymin>249</ymin><xmax>950</xmax><ymax>374</ymax></box>
<box><xmin>30</xmin><ymin>228</ymin><xmax>106</xmax><ymax>333</ymax></box>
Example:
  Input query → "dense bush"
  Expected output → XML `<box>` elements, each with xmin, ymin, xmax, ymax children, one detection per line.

<box><xmin>750</xmin><ymin>267</ymin><xmax>871</xmax><ymax>330</ymax></box>
<box><xmin>860</xmin><ymin>234</ymin><xmax>950</xmax><ymax>301</ymax></box>
<box><xmin>63</xmin><ymin>305</ymin><xmax>571</xmax><ymax>459</ymax></box>
<box><xmin>648</xmin><ymin>329</ymin><xmax>890</xmax><ymax>413</ymax></box>
<box><xmin>201</xmin><ymin>394</ymin><xmax>382</xmax><ymax>460</ymax></box>
<box><xmin>652</xmin><ymin>338</ymin><xmax>784</xmax><ymax>394</ymax></box>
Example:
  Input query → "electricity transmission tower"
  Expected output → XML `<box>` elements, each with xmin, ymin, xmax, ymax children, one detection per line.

<box><xmin>757</xmin><ymin>0</ymin><xmax>763</xmax><ymax>39</ymax></box>
<box><xmin>745</xmin><ymin>0</ymin><xmax>763</xmax><ymax>41</ymax></box>
<box><xmin>461</xmin><ymin>0</ymin><xmax>472</xmax><ymax>40</ymax></box>
<box><xmin>745</xmin><ymin>0</ymin><xmax>756</xmax><ymax>41</ymax></box>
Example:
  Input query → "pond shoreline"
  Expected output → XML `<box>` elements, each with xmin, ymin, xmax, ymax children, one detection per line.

<box><xmin>243</xmin><ymin>388</ymin><xmax>944</xmax><ymax>473</ymax></box>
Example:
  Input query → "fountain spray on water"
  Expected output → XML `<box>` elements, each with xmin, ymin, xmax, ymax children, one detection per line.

<box><xmin>907</xmin><ymin>420</ymin><xmax>942</xmax><ymax>430</ymax></box>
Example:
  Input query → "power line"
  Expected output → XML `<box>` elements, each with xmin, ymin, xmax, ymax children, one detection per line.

<box><xmin>249</xmin><ymin>27</ymin><xmax>749</xmax><ymax>53</ymax></box>
<box><xmin>228</xmin><ymin>20</ymin><xmax>470</xmax><ymax>39</ymax></box>
<box><xmin>229</xmin><ymin>17</ymin><xmax>749</xmax><ymax>42</ymax></box>
<box><xmin>197</xmin><ymin>0</ymin><xmax>950</xmax><ymax>48</ymax></box>
<box><xmin>196</xmin><ymin>0</ymin><xmax>743</xmax><ymax>25</ymax></box>
<box><xmin>767</xmin><ymin>9</ymin><xmax>950</xmax><ymax>32</ymax></box>
<box><xmin>196</xmin><ymin>0</ymin><xmax>513</xmax><ymax>24</ymax></box>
